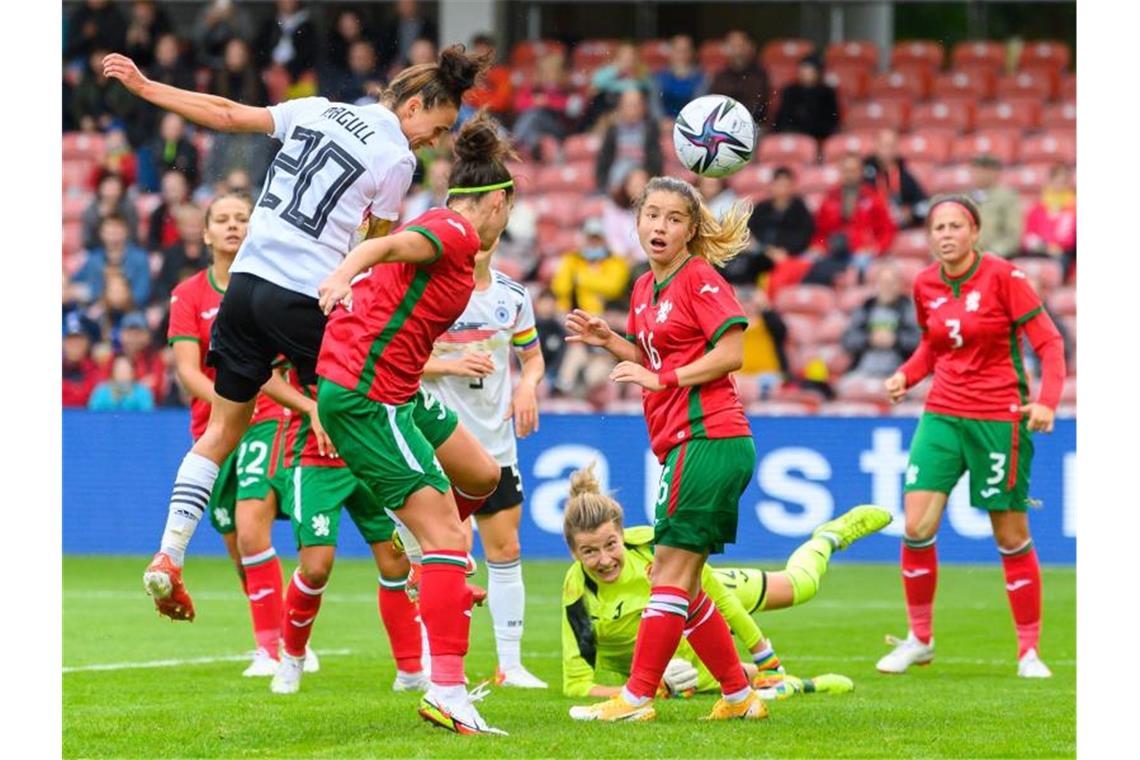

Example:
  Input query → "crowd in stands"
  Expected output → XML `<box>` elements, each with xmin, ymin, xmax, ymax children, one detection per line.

<box><xmin>62</xmin><ymin>1</ymin><xmax>1077</xmax><ymax>416</ymax></box>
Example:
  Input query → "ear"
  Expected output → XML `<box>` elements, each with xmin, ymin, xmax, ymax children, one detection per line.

<box><xmin>402</xmin><ymin>94</ymin><xmax>422</xmax><ymax>117</ymax></box>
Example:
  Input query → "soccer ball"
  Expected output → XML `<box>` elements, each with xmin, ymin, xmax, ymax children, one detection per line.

<box><xmin>672</xmin><ymin>95</ymin><xmax>756</xmax><ymax>178</ymax></box>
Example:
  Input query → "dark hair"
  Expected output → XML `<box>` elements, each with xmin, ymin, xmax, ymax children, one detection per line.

<box><xmin>927</xmin><ymin>193</ymin><xmax>982</xmax><ymax>229</ymax></box>
<box><xmin>471</xmin><ymin>33</ymin><xmax>496</xmax><ymax>49</ymax></box>
<box><xmin>205</xmin><ymin>192</ymin><xmax>253</xmax><ymax>225</ymax></box>
<box><xmin>381</xmin><ymin>43</ymin><xmax>491</xmax><ymax>111</ymax></box>
<box><xmin>773</xmin><ymin>166</ymin><xmax>795</xmax><ymax>181</ymax></box>
<box><xmin>446</xmin><ymin>112</ymin><xmax>517</xmax><ymax>203</ymax></box>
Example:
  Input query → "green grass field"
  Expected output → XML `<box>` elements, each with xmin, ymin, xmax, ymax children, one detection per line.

<box><xmin>63</xmin><ymin>556</ymin><xmax>1074</xmax><ymax>758</ymax></box>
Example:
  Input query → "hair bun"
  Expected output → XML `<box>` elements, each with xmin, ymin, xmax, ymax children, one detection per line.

<box><xmin>568</xmin><ymin>463</ymin><xmax>602</xmax><ymax>499</ymax></box>
<box><xmin>452</xmin><ymin>111</ymin><xmax>516</xmax><ymax>164</ymax></box>
<box><xmin>437</xmin><ymin>43</ymin><xmax>491</xmax><ymax>100</ymax></box>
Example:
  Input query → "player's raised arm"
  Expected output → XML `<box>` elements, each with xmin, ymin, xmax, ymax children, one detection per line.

<box><xmin>103</xmin><ymin>53</ymin><xmax>273</xmax><ymax>134</ymax></box>
<box><xmin>317</xmin><ymin>231</ymin><xmax>439</xmax><ymax>314</ymax></box>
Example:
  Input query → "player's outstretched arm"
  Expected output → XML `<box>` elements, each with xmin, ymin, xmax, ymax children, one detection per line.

<box><xmin>103</xmin><ymin>53</ymin><xmax>273</xmax><ymax>134</ymax></box>
<box><xmin>260</xmin><ymin>374</ymin><xmax>336</xmax><ymax>457</ymax></box>
<box><xmin>318</xmin><ymin>231</ymin><xmax>437</xmax><ymax>315</ymax></box>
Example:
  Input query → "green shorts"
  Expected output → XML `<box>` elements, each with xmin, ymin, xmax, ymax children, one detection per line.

<box><xmin>279</xmin><ymin>465</ymin><xmax>394</xmax><ymax>547</ymax></box>
<box><xmin>317</xmin><ymin>379</ymin><xmax>451</xmax><ymax>511</ymax></box>
<box><xmin>652</xmin><ymin>436</ymin><xmax>756</xmax><ymax>555</ymax></box>
<box><xmin>905</xmin><ymin>412</ymin><xmax>1035</xmax><ymax>512</ymax></box>
<box><xmin>411</xmin><ymin>386</ymin><xmax>459</xmax><ymax>449</ymax></box>
<box><xmin>208</xmin><ymin>419</ymin><xmax>284</xmax><ymax>534</ymax></box>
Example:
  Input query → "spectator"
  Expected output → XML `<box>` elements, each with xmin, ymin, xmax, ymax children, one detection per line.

<box><xmin>602</xmin><ymin>167</ymin><xmax>650</xmax><ymax>263</ymax></box>
<box><xmin>255</xmin><ymin>0</ymin><xmax>318</xmax><ymax>82</ymax></box>
<box><xmin>708</xmin><ymin>30</ymin><xmax>770</xmax><ymax>124</ymax></box>
<box><xmin>403</xmin><ymin>157</ymin><xmax>451</xmax><ymax>222</ymax></box>
<box><xmin>73</xmin><ymin>215</ymin><xmax>151</xmax><ymax>307</ymax></box>
<box><xmin>532</xmin><ymin>288</ymin><xmax>566</xmax><ymax>385</ymax></box>
<box><xmin>155</xmin><ymin>204</ymin><xmax>209</xmax><ymax>301</ymax></box>
<box><xmin>407</xmin><ymin>38</ymin><xmax>438</xmax><ymax>67</ymax></box>
<box><xmin>81</xmin><ymin>174</ymin><xmax>140</xmax><ymax>251</ymax></box>
<box><xmin>71</xmin><ymin>48</ymin><xmax>145</xmax><ymax>145</ymax></box>
<box><xmin>840</xmin><ymin>262</ymin><xmax>921</xmax><ymax>378</ymax></box>
<box><xmin>65</xmin><ymin>0</ymin><xmax>127</xmax><ymax>63</ymax></box>
<box><xmin>119</xmin><ymin>310</ymin><xmax>168</xmax><ymax>404</ymax></box>
<box><xmin>512</xmin><ymin>52</ymin><xmax>573</xmax><ymax>160</ymax></box>
<box><xmin>551</xmin><ymin>218</ymin><xmax>632</xmax><ymax>315</ymax></box>
<box><xmin>90</xmin><ymin>127</ymin><xmax>140</xmax><ymax>191</ymax></box>
<box><xmin>193</xmin><ymin>0</ymin><xmax>254</xmax><ymax>70</ymax></box>
<box><xmin>325</xmin><ymin>8</ymin><xmax>368</xmax><ymax>75</ymax></box>
<box><xmin>149</xmin><ymin>113</ymin><xmax>200</xmax><ymax>188</ymax></box>
<box><xmin>724</xmin><ymin>166</ymin><xmax>813</xmax><ymax>287</ymax></box>
<box><xmin>738</xmin><ymin>287</ymin><xmax>790</xmax><ymax>398</ymax></box>
<box><xmin>811</xmin><ymin>153</ymin><xmax>897</xmax><ymax>269</ymax></box>
<box><xmin>774</xmin><ymin>53</ymin><xmax>839</xmax><ymax>140</ymax></box>
<box><xmin>88</xmin><ymin>355</ymin><xmax>155</xmax><ymax>412</ymax></box>
<box><xmin>697</xmin><ymin>175</ymin><xmax>741</xmax><ymax>220</ymax></box>
<box><xmin>653</xmin><ymin>34</ymin><xmax>708</xmax><ymax>120</ymax></box>
<box><xmin>582</xmin><ymin>42</ymin><xmax>658</xmax><ymax>129</ymax></box>
<box><xmin>863</xmin><ymin>128</ymin><xmax>929</xmax><ymax>228</ymax></box>
<box><xmin>124</xmin><ymin>1</ymin><xmax>172</xmax><ymax>69</ymax></box>
<box><xmin>147</xmin><ymin>33</ymin><xmax>195</xmax><ymax>93</ymax></box>
<box><xmin>378</xmin><ymin>0</ymin><xmax>438</xmax><ymax>70</ymax></box>
<box><xmin>216</xmin><ymin>167</ymin><xmax>253</xmax><ymax>197</ymax></box>
<box><xmin>462</xmin><ymin>33</ymin><xmax>514</xmax><ymax>121</ymax></box>
<box><xmin>1022</xmin><ymin>163</ymin><xmax>1077</xmax><ymax>281</ymax></box>
<box><xmin>89</xmin><ymin>270</ymin><xmax>140</xmax><ymax>352</ymax></box>
<box><xmin>968</xmin><ymin>154</ymin><xmax>1023</xmax><ymax>259</ymax></box>
<box><xmin>63</xmin><ymin>312</ymin><xmax>103</xmax><ymax>408</ymax></box>
<box><xmin>326</xmin><ymin>40</ymin><xmax>385</xmax><ymax>104</ymax></box>
<box><xmin>596</xmin><ymin>89</ymin><xmax>663</xmax><ymax>196</ymax></box>
<box><xmin>146</xmin><ymin>170</ymin><xmax>190</xmax><ymax>253</ymax></box>
<box><xmin>211</xmin><ymin>38</ymin><xmax>268</xmax><ymax>107</ymax></box>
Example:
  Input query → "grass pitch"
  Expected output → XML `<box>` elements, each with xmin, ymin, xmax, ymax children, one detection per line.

<box><xmin>64</xmin><ymin>556</ymin><xmax>1074</xmax><ymax>758</ymax></box>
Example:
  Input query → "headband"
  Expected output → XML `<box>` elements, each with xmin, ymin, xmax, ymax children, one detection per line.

<box><xmin>447</xmin><ymin>179</ymin><xmax>514</xmax><ymax>196</ymax></box>
<box><xmin>929</xmin><ymin>199</ymin><xmax>978</xmax><ymax>228</ymax></box>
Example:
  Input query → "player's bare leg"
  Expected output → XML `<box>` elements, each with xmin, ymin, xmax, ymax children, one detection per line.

<box><xmin>990</xmin><ymin>511</ymin><xmax>1050</xmax><ymax>677</ymax></box>
<box><xmin>145</xmin><ymin>395</ymin><xmax>255</xmax><ymax>621</ymax></box>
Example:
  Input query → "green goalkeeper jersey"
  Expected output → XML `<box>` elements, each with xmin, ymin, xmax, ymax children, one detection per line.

<box><xmin>560</xmin><ymin>525</ymin><xmax>766</xmax><ymax>697</ymax></box>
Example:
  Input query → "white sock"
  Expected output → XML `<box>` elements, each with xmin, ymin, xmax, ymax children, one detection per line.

<box><xmin>486</xmin><ymin>558</ymin><xmax>525</xmax><ymax>671</ymax></box>
<box><xmin>160</xmin><ymin>452</ymin><xmax>219</xmax><ymax>566</ymax></box>
<box><xmin>620</xmin><ymin>686</ymin><xmax>650</xmax><ymax>707</ymax></box>
<box><xmin>723</xmin><ymin>685</ymin><xmax>753</xmax><ymax>704</ymax></box>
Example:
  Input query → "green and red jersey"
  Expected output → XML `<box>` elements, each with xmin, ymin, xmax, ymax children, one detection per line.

<box><xmin>277</xmin><ymin>368</ymin><xmax>341</xmax><ymax>470</ymax></box>
<box><xmin>318</xmin><ymin>208</ymin><xmax>481</xmax><ymax>404</ymax></box>
<box><xmin>906</xmin><ymin>252</ymin><xmax>1061</xmax><ymax>421</ymax></box>
<box><xmin>625</xmin><ymin>256</ymin><xmax>751</xmax><ymax>462</ymax></box>
<box><xmin>167</xmin><ymin>269</ymin><xmax>281</xmax><ymax>440</ymax></box>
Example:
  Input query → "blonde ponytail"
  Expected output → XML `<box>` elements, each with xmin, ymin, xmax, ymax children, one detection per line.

<box><xmin>562</xmin><ymin>463</ymin><xmax>625</xmax><ymax>549</ymax></box>
<box><xmin>635</xmin><ymin>176</ymin><xmax>752</xmax><ymax>267</ymax></box>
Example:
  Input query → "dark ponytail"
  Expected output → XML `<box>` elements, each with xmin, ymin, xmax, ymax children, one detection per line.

<box><xmin>381</xmin><ymin>43</ymin><xmax>491</xmax><ymax>111</ymax></box>
<box><xmin>446</xmin><ymin>112</ymin><xmax>517</xmax><ymax>203</ymax></box>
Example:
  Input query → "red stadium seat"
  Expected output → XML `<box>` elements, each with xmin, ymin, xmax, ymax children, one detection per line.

<box><xmin>950</xmin><ymin>40</ymin><xmax>1006</xmax><ymax>73</ymax></box>
<box><xmin>698</xmin><ymin>40</ymin><xmax>729</xmax><ymax>73</ymax></box>
<box><xmin>797</xmin><ymin>164</ymin><xmax>840</xmax><ymax>194</ymax></box>
<box><xmin>890</xmin><ymin>400</ymin><xmax>927</xmax><ymax>417</ymax></box>
<box><xmin>535</xmin><ymin>162</ymin><xmax>596</xmax><ymax>193</ymax></box>
<box><xmin>791</xmin><ymin>343</ymin><xmax>851</xmax><ymax>377</ymax></box>
<box><xmin>821</xmin><ymin>131</ymin><xmax>876</xmax><ymax>163</ymax></box>
<box><xmin>63</xmin><ymin>193</ymin><xmax>91</xmax><ymax>223</ymax></box>
<box><xmin>746</xmin><ymin>400</ymin><xmax>817</xmax><ymax>416</ymax></box>
<box><xmin>951</xmin><ymin>131</ymin><xmax>1019</xmax><ymax>166</ymax></box>
<box><xmin>511</xmin><ymin>40</ymin><xmax>566</xmax><ymax>68</ymax></box>
<box><xmin>1019</xmin><ymin>132</ymin><xmax>1076</xmax><ymax>165</ymax></box>
<box><xmin>62</xmin><ymin>132</ymin><xmax>107</xmax><ymax>162</ymax></box>
<box><xmin>844</xmin><ymin>98</ymin><xmax>910</xmax><ymax>131</ymax></box>
<box><xmin>532</xmin><ymin>192</ymin><xmax>585</xmax><ymax>228</ymax></box>
<box><xmin>766</xmin><ymin>61</ymin><xmax>798</xmax><ymax>94</ymax></box>
<box><xmin>774</xmin><ymin>284</ymin><xmax>838</xmax><ymax>316</ymax></box>
<box><xmin>929</xmin><ymin>164</ymin><xmax>975</xmax><ymax>194</ymax></box>
<box><xmin>1059</xmin><ymin>377</ymin><xmax>1077</xmax><ymax>406</ymax></box>
<box><xmin>562</xmin><ymin>133</ymin><xmax>601</xmax><ymax>162</ymax></box>
<box><xmin>836</xmin><ymin>374</ymin><xmax>890</xmax><ymax>404</ymax></box>
<box><xmin>1002</xmin><ymin>164</ymin><xmax>1052</xmax><ymax>195</ymax></box>
<box><xmin>838</xmin><ymin>285</ymin><xmax>875</xmax><ymax>312</ymax></box>
<box><xmin>538</xmin><ymin>228</ymin><xmax>581</xmax><ymax>259</ymax></box>
<box><xmin>1042</xmin><ymin>101</ymin><xmax>1076</xmax><ymax>131</ymax></box>
<box><xmin>572</xmin><ymin>195</ymin><xmax>608</xmax><ymax>226</ymax></box>
<box><xmin>63</xmin><ymin>221</ymin><xmax>84</xmax><ymax>257</ymax></box>
<box><xmin>932</xmin><ymin>67</ymin><xmax>998</xmax><ymax>100</ymax></box>
<box><xmin>726</xmin><ymin>163</ymin><xmax>774</xmax><ymax>197</ymax></box>
<box><xmin>996</xmin><ymin>69</ymin><xmax>1058</xmax><ymax>100</ymax></box>
<box><xmin>867</xmin><ymin>257</ymin><xmax>926</xmax><ymax>291</ymax></box>
<box><xmin>891</xmin><ymin>40</ymin><xmax>945</xmax><ymax>71</ymax></box>
<box><xmin>889</xmin><ymin>228</ymin><xmax>933</xmax><ymax>261</ymax></box>
<box><xmin>639</xmin><ymin>39</ymin><xmax>671</xmax><ymax>72</ymax></box>
<box><xmin>904</xmin><ymin>160</ymin><xmax>937</xmax><ymax>196</ymax></box>
<box><xmin>1059</xmin><ymin>74</ymin><xmax>1076</xmax><ymax>100</ymax></box>
<box><xmin>1048</xmin><ymin>286</ymin><xmax>1076</xmax><ymax>317</ymax></box>
<box><xmin>782</xmin><ymin>313</ymin><xmax>822</xmax><ymax>345</ymax></box>
<box><xmin>976</xmin><ymin>99</ymin><xmax>1042</xmax><ymax>131</ymax></box>
<box><xmin>909</xmin><ymin>100</ymin><xmax>974</xmax><ymax>134</ymax></box>
<box><xmin>824</xmin><ymin>63</ymin><xmax>871</xmax><ymax>100</ymax></box>
<box><xmin>868</xmin><ymin>66</ymin><xmax>932</xmax><ymax>100</ymax></box>
<box><xmin>816</xmin><ymin>313</ymin><xmax>848</xmax><ymax>343</ymax></box>
<box><xmin>1010</xmin><ymin>257</ymin><xmax>1064</xmax><ymax>292</ymax></box>
<box><xmin>803</xmin><ymin>191</ymin><xmax>826</xmax><ymax>214</ymax></box>
<box><xmin>572</xmin><ymin>39</ymin><xmax>620</xmax><ymax>70</ymax></box>
<box><xmin>762</xmin><ymin>38</ymin><xmax>816</xmax><ymax>68</ymax></box>
<box><xmin>62</xmin><ymin>159</ymin><xmax>95</xmax><ymax>192</ymax></box>
<box><xmin>898</xmin><ymin>131</ymin><xmax>952</xmax><ymax>165</ymax></box>
<box><xmin>825</xmin><ymin>40</ymin><xmax>879</xmax><ymax>71</ymax></box>
<box><xmin>504</xmin><ymin>160</ymin><xmax>536</xmax><ymax>193</ymax></box>
<box><xmin>1018</xmin><ymin>40</ymin><xmax>1071</xmax><ymax>72</ymax></box>
<box><xmin>757</xmin><ymin>134</ymin><xmax>818</xmax><ymax>165</ymax></box>
<box><xmin>820</xmin><ymin>401</ymin><xmax>884</xmax><ymax>417</ymax></box>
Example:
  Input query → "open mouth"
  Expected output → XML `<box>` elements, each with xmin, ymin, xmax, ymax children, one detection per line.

<box><xmin>649</xmin><ymin>237</ymin><xmax>668</xmax><ymax>253</ymax></box>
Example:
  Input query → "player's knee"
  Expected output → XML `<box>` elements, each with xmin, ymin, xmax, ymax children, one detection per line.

<box><xmin>485</xmin><ymin>537</ymin><xmax>521</xmax><ymax>564</ymax></box>
<box><xmin>472</xmin><ymin>461</ymin><xmax>501</xmax><ymax>496</ymax></box>
<box><xmin>903</xmin><ymin>517</ymin><xmax>937</xmax><ymax>543</ymax></box>
<box><xmin>299</xmin><ymin>560</ymin><xmax>332</xmax><ymax>588</ymax></box>
<box><xmin>376</xmin><ymin>545</ymin><xmax>410</xmax><ymax>577</ymax></box>
<box><xmin>993</xmin><ymin>527</ymin><xmax>1032</xmax><ymax>554</ymax></box>
<box><xmin>235</xmin><ymin>531</ymin><xmax>271</xmax><ymax>558</ymax></box>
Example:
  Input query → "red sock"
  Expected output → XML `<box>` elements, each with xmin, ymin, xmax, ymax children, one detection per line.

<box><xmin>625</xmin><ymin>586</ymin><xmax>689</xmax><ymax>699</ymax></box>
<box><xmin>419</xmin><ymin>552</ymin><xmax>472</xmax><ymax>686</ymax></box>
<box><xmin>241</xmin><ymin>550</ymin><xmax>283</xmax><ymax>656</ymax></box>
<box><xmin>453</xmin><ymin>488</ymin><xmax>492</xmax><ymax>522</ymax></box>
<box><xmin>901</xmin><ymin>540</ymin><xmax>938</xmax><ymax>645</ymax></box>
<box><xmin>282</xmin><ymin>570</ymin><xmax>325</xmax><ymax>658</ymax></box>
<box><xmin>1001</xmin><ymin>544</ymin><xmax>1042</xmax><ymax>657</ymax></box>
<box><xmin>684</xmin><ymin>591</ymin><xmax>749</xmax><ymax>695</ymax></box>
<box><xmin>379</xmin><ymin>576</ymin><xmax>423</xmax><ymax>673</ymax></box>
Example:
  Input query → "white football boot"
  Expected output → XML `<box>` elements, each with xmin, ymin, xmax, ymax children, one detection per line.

<box><xmin>303</xmin><ymin>644</ymin><xmax>320</xmax><ymax>673</ymax></box>
<box><xmin>419</xmin><ymin>682</ymin><xmax>508</xmax><ymax>735</ymax></box>
<box><xmin>495</xmin><ymin>664</ymin><xmax>549</xmax><ymax>689</ymax></box>
<box><xmin>1017</xmin><ymin>648</ymin><xmax>1053</xmax><ymax>678</ymax></box>
<box><xmin>270</xmin><ymin>653</ymin><xmax>305</xmax><ymax>694</ymax></box>
<box><xmin>876</xmin><ymin>632</ymin><xmax>935</xmax><ymax>673</ymax></box>
<box><xmin>393</xmin><ymin>670</ymin><xmax>431</xmax><ymax>692</ymax></box>
<box><xmin>242</xmin><ymin>648</ymin><xmax>279</xmax><ymax>677</ymax></box>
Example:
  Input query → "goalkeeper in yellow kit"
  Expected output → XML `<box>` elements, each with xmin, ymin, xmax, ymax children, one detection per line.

<box><xmin>560</xmin><ymin>464</ymin><xmax>891</xmax><ymax>699</ymax></box>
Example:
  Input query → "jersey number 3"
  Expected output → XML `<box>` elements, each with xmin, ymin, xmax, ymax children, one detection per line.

<box><xmin>945</xmin><ymin>319</ymin><xmax>964</xmax><ymax>349</ymax></box>
<box><xmin>259</xmin><ymin>126</ymin><xmax>366</xmax><ymax>239</ymax></box>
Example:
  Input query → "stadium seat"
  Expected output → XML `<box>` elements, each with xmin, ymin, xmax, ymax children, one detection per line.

<box><xmin>890</xmin><ymin>40</ymin><xmax>945</xmax><ymax>71</ymax></box>
<box><xmin>762</xmin><ymin>38</ymin><xmax>817</xmax><ymax>68</ymax></box>
<box><xmin>835</xmin><ymin>374</ymin><xmax>890</xmax><ymax>404</ymax></box>
<box><xmin>844</xmin><ymin>98</ymin><xmax>910</xmax><ymax>131</ymax></box>
<box><xmin>825</xmin><ymin>40</ymin><xmax>879</xmax><ymax>70</ymax></box>
<box><xmin>951</xmin><ymin>131</ymin><xmax>1018</xmax><ymax>166</ymax></box>
<box><xmin>1042</xmin><ymin>101</ymin><xmax>1076</xmax><ymax>131</ymax></box>
<box><xmin>538</xmin><ymin>228</ymin><xmax>581</xmax><ymax>259</ymax></box>
<box><xmin>867</xmin><ymin>257</ymin><xmax>926</xmax><ymax>291</ymax></box>
<box><xmin>816</xmin><ymin>313</ymin><xmax>848</xmax><ymax>343</ymax></box>
<box><xmin>898</xmin><ymin>131</ymin><xmax>952</xmax><ymax>164</ymax></box>
<box><xmin>757</xmin><ymin>134</ymin><xmax>818</xmax><ymax>166</ymax></box>
<box><xmin>62</xmin><ymin>132</ymin><xmax>107</xmax><ymax>162</ymax></box>
<box><xmin>824</xmin><ymin>63</ymin><xmax>871</xmax><ymax>100</ymax></box>
<box><xmin>747</xmin><ymin>400</ymin><xmax>817</xmax><ymax>416</ymax></box>
<box><xmin>769</xmin><ymin>381</ymin><xmax>828</xmax><ymax>408</ymax></box>
<box><xmin>1010</xmin><ymin>256</ymin><xmax>1064</xmax><ymax>292</ymax></box>
<box><xmin>511</xmin><ymin>40</ymin><xmax>566</xmax><ymax>68</ymax></box>
<box><xmin>1059</xmin><ymin>74</ymin><xmax>1076</xmax><ymax>100</ymax></box>
<box><xmin>820</xmin><ymin>400</ymin><xmax>884</xmax><ymax>417</ymax></box>
<box><xmin>766</xmin><ymin>61</ymin><xmax>799</xmax><ymax>94</ymax></box>
<box><xmin>889</xmin><ymin>228</ymin><xmax>933</xmax><ymax>261</ymax></box>
<box><xmin>932</xmin><ymin>67</ymin><xmax>998</xmax><ymax>100</ymax></box>
<box><xmin>797</xmin><ymin>164</ymin><xmax>840</xmax><ymax>194</ymax></box>
<box><xmin>1019</xmin><ymin>132</ymin><xmax>1076</xmax><ymax>165</ymax></box>
<box><xmin>63</xmin><ymin>193</ymin><xmax>91</xmax><ymax>223</ymax></box>
<box><xmin>1017</xmin><ymin>40</ymin><xmax>1071</xmax><ymax>72</ymax></box>
<box><xmin>996</xmin><ymin>69</ymin><xmax>1058</xmax><ymax>100</ymax></box>
<box><xmin>725</xmin><ymin>163</ymin><xmax>774</xmax><ymax>197</ymax></box>
<box><xmin>572</xmin><ymin>39</ymin><xmax>620</xmax><ymax>70</ymax></box>
<box><xmin>791</xmin><ymin>342</ymin><xmax>850</xmax><ymax>377</ymax></box>
<box><xmin>975</xmin><ymin>99</ymin><xmax>1042</xmax><ymax>131</ymax></box>
<box><xmin>538</xmin><ymin>135</ymin><xmax>561</xmax><ymax>164</ymax></box>
<box><xmin>909</xmin><ymin>100</ymin><xmax>975</xmax><ymax>134</ymax></box>
<box><xmin>904</xmin><ymin>160</ymin><xmax>936</xmax><ymax>195</ymax></box>
<box><xmin>1048</xmin><ymin>286</ymin><xmax>1076</xmax><ymax>317</ymax></box>
<box><xmin>782</xmin><ymin>313</ymin><xmax>822</xmax><ymax>345</ymax></box>
<box><xmin>890</xmin><ymin>400</ymin><xmax>927</xmax><ymax>417</ymax></box>
<box><xmin>837</xmin><ymin>285</ymin><xmax>875</xmax><ymax>314</ymax></box>
<box><xmin>532</xmin><ymin>192</ymin><xmax>585</xmax><ymax>228</ymax></box>
<box><xmin>698</xmin><ymin>39</ymin><xmax>729</xmax><ymax>72</ymax></box>
<box><xmin>1059</xmin><ymin>376</ymin><xmax>1077</xmax><ymax>406</ymax></box>
<box><xmin>868</xmin><ymin>66</ymin><xmax>932</xmax><ymax>100</ymax></box>
<box><xmin>62</xmin><ymin>159</ymin><xmax>94</xmax><ymax>192</ymax></box>
<box><xmin>63</xmin><ymin>221</ymin><xmax>84</xmax><ymax>257</ymax></box>
<box><xmin>639</xmin><ymin>39</ymin><xmax>671</xmax><ymax>71</ymax></box>
<box><xmin>535</xmin><ymin>162</ymin><xmax>596</xmax><ymax>193</ymax></box>
<box><xmin>929</xmin><ymin>164</ymin><xmax>975</xmax><ymax>194</ymax></box>
<box><xmin>573</xmin><ymin>195</ymin><xmax>608</xmax><ymax>226</ymax></box>
<box><xmin>562</xmin><ymin>133</ymin><xmax>601</xmax><ymax>162</ymax></box>
<box><xmin>504</xmin><ymin>160</ymin><xmax>536</xmax><ymax>193</ymax></box>
<box><xmin>1061</xmin><ymin>315</ymin><xmax>1077</xmax><ymax>350</ymax></box>
<box><xmin>821</xmin><ymin>131</ymin><xmax>876</xmax><ymax>163</ymax></box>
<box><xmin>803</xmin><ymin>191</ymin><xmax>826</xmax><ymax>214</ymax></box>
<box><xmin>774</xmin><ymin>284</ymin><xmax>838</xmax><ymax>316</ymax></box>
<box><xmin>950</xmin><ymin>40</ymin><xmax>1006</xmax><ymax>73</ymax></box>
<box><xmin>1001</xmin><ymin>163</ymin><xmax>1052</xmax><ymax>195</ymax></box>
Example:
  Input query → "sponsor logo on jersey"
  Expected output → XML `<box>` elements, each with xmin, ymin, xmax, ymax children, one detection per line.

<box><xmin>928</xmin><ymin>297</ymin><xmax>948</xmax><ymax>311</ymax></box>
<box><xmin>612</xmin><ymin>601</ymin><xmax>624</xmax><ymax>620</ymax></box>
<box><xmin>290</xmin><ymin>616</ymin><xmax>316</xmax><ymax>628</ymax></box>
<box><xmin>445</xmin><ymin>218</ymin><xmax>468</xmax><ymax>238</ymax></box>
<box><xmin>901</xmin><ymin>568</ymin><xmax>931</xmax><ymax>578</ymax></box>
<box><xmin>201</xmin><ymin>307</ymin><xmax>219</xmax><ymax>320</ymax></box>
<box><xmin>311</xmin><ymin>514</ymin><xmax>331</xmax><ymax>537</ymax></box>
<box><xmin>980</xmin><ymin>487</ymin><xmax>1001</xmax><ymax>498</ymax></box>
<box><xmin>906</xmin><ymin>464</ymin><xmax>920</xmax><ymax>485</ymax></box>
<box><xmin>248</xmin><ymin>587</ymin><xmax>276</xmax><ymax>601</ymax></box>
<box><xmin>635</xmin><ymin>304</ymin><xmax>648</xmax><ymax>315</ymax></box>
<box><xmin>699</xmin><ymin>283</ymin><xmax>720</xmax><ymax>295</ymax></box>
<box><xmin>213</xmin><ymin>507</ymin><xmax>232</xmax><ymax>528</ymax></box>
<box><xmin>656</xmin><ymin>299</ymin><xmax>673</xmax><ymax>324</ymax></box>
<box><xmin>1005</xmin><ymin>579</ymin><xmax>1032</xmax><ymax>592</ymax></box>
<box><xmin>1011</xmin><ymin>269</ymin><xmax>1027</xmax><ymax>279</ymax></box>
<box><xmin>965</xmin><ymin>291</ymin><xmax>981</xmax><ymax>312</ymax></box>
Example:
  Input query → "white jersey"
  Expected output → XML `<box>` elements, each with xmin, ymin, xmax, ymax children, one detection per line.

<box><xmin>423</xmin><ymin>270</ymin><xmax>539</xmax><ymax>466</ymax></box>
<box><xmin>231</xmin><ymin>97</ymin><xmax>416</xmax><ymax>298</ymax></box>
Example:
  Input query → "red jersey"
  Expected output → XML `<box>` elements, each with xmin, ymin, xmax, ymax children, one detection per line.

<box><xmin>625</xmin><ymin>256</ymin><xmax>752</xmax><ymax>462</ymax></box>
<box><xmin>910</xmin><ymin>253</ymin><xmax>1048</xmax><ymax>421</ymax></box>
<box><xmin>277</xmin><ymin>368</ymin><xmax>343</xmax><ymax>469</ymax></box>
<box><xmin>318</xmin><ymin>208</ymin><xmax>481</xmax><ymax>405</ymax></box>
<box><xmin>168</xmin><ymin>269</ymin><xmax>281</xmax><ymax>439</ymax></box>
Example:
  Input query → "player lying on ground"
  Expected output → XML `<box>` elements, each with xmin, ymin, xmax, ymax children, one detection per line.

<box><xmin>879</xmin><ymin>194</ymin><xmax>1065</xmax><ymax>679</ymax></box>
<box><xmin>560</xmin><ymin>464</ymin><xmax>889</xmax><ymax>700</ymax></box>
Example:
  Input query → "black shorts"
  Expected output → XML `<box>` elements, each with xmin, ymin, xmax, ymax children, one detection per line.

<box><xmin>207</xmin><ymin>273</ymin><xmax>327</xmax><ymax>403</ymax></box>
<box><xmin>476</xmin><ymin>464</ymin><xmax>525</xmax><ymax>516</ymax></box>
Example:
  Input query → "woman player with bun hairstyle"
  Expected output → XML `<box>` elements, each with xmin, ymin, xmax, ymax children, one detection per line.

<box><xmin>314</xmin><ymin>113</ymin><xmax>516</xmax><ymax>735</ymax></box>
<box><xmin>102</xmin><ymin>45</ymin><xmax>490</xmax><ymax>620</ymax></box>
<box><xmin>563</xmin><ymin>176</ymin><xmax>769</xmax><ymax>723</ymax></box>
<box><xmin>878</xmin><ymin>193</ymin><xmax>1066</xmax><ymax>679</ymax></box>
